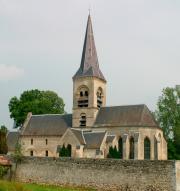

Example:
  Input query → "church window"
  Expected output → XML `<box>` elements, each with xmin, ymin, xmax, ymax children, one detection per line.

<box><xmin>67</xmin><ymin>144</ymin><xmax>72</xmax><ymax>157</ymax></box>
<box><xmin>144</xmin><ymin>137</ymin><xmax>151</xmax><ymax>160</ymax></box>
<box><xmin>97</xmin><ymin>88</ymin><xmax>103</xmax><ymax>108</ymax></box>
<box><xmin>80</xmin><ymin>113</ymin><xmax>86</xmax><ymax>127</ymax></box>
<box><xmin>118</xmin><ymin>137</ymin><xmax>123</xmax><ymax>159</ymax></box>
<box><xmin>30</xmin><ymin>150</ymin><xmax>33</xmax><ymax>156</ymax></box>
<box><xmin>129</xmin><ymin>137</ymin><xmax>135</xmax><ymax>159</ymax></box>
<box><xmin>154</xmin><ymin>137</ymin><xmax>158</xmax><ymax>160</ymax></box>
<box><xmin>77</xmin><ymin>86</ymin><xmax>89</xmax><ymax>107</ymax></box>
<box><xmin>46</xmin><ymin>139</ymin><xmax>48</xmax><ymax>145</ymax></box>
<box><xmin>45</xmin><ymin>150</ymin><xmax>48</xmax><ymax>157</ymax></box>
<box><xmin>31</xmin><ymin>139</ymin><xmax>33</xmax><ymax>145</ymax></box>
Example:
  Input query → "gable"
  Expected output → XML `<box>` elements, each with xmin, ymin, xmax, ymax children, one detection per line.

<box><xmin>60</xmin><ymin>129</ymin><xmax>82</xmax><ymax>146</ymax></box>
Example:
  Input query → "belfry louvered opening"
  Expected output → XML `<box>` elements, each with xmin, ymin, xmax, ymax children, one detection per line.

<box><xmin>77</xmin><ymin>86</ymin><xmax>89</xmax><ymax>108</ymax></box>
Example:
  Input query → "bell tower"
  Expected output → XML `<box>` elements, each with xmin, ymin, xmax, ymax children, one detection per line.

<box><xmin>72</xmin><ymin>14</ymin><xmax>107</xmax><ymax>128</ymax></box>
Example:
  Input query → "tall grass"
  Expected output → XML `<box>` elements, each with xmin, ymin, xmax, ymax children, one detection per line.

<box><xmin>0</xmin><ymin>180</ymin><xmax>96</xmax><ymax>191</ymax></box>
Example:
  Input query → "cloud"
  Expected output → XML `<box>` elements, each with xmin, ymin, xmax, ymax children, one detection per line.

<box><xmin>0</xmin><ymin>64</ymin><xmax>24</xmax><ymax>81</ymax></box>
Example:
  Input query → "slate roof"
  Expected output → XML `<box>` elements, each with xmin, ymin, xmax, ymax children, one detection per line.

<box><xmin>73</xmin><ymin>14</ymin><xmax>106</xmax><ymax>82</ymax></box>
<box><xmin>94</xmin><ymin>104</ymin><xmax>158</xmax><ymax>127</ymax></box>
<box><xmin>106</xmin><ymin>135</ymin><xmax>116</xmax><ymax>143</ymax></box>
<box><xmin>7</xmin><ymin>131</ymin><xmax>20</xmax><ymax>151</ymax></box>
<box><xmin>22</xmin><ymin>114</ymin><xmax>72</xmax><ymax>136</ymax></box>
<box><xmin>71</xmin><ymin>129</ymin><xmax>85</xmax><ymax>145</ymax></box>
<box><xmin>83</xmin><ymin>131</ymin><xmax>106</xmax><ymax>149</ymax></box>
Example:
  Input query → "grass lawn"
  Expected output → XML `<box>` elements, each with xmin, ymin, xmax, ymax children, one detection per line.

<box><xmin>0</xmin><ymin>180</ymin><xmax>96</xmax><ymax>191</ymax></box>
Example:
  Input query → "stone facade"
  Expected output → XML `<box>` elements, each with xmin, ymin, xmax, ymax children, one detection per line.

<box><xmin>14</xmin><ymin>157</ymin><xmax>180</xmax><ymax>191</ymax></box>
<box><xmin>20</xmin><ymin>136</ymin><xmax>61</xmax><ymax>157</ymax></box>
<box><xmin>72</xmin><ymin>77</ymin><xmax>106</xmax><ymax>127</ymax></box>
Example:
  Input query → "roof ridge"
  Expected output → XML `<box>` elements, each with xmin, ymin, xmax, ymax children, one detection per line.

<box><xmin>32</xmin><ymin>113</ymin><xmax>71</xmax><ymax>117</ymax></box>
<box><xmin>83</xmin><ymin>131</ymin><xmax>106</xmax><ymax>134</ymax></box>
<box><xmin>100</xmin><ymin>104</ymin><xmax>146</xmax><ymax>109</ymax></box>
<box><xmin>81</xmin><ymin>130</ymin><xmax>86</xmax><ymax>145</ymax></box>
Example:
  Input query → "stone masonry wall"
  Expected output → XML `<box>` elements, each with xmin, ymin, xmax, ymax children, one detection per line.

<box><xmin>15</xmin><ymin>157</ymin><xmax>178</xmax><ymax>191</ymax></box>
<box><xmin>176</xmin><ymin>161</ymin><xmax>180</xmax><ymax>191</ymax></box>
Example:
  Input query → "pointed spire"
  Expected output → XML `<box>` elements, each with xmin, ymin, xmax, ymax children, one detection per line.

<box><xmin>73</xmin><ymin>14</ymin><xmax>106</xmax><ymax>82</ymax></box>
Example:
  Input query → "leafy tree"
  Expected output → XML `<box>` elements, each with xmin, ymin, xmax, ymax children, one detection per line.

<box><xmin>9</xmin><ymin>89</ymin><xmax>65</xmax><ymax>128</ymax></box>
<box><xmin>0</xmin><ymin>125</ymin><xmax>8</xmax><ymax>134</ymax></box>
<box><xmin>155</xmin><ymin>86</ymin><xmax>180</xmax><ymax>159</ymax></box>
<box><xmin>0</xmin><ymin>126</ymin><xmax>8</xmax><ymax>154</ymax></box>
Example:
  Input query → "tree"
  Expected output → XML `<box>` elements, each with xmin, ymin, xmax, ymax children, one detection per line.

<box><xmin>107</xmin><ymin>146</ymin><xmax>120</xmax><ymax>159</ymax></box>
<box><xmin>13</xmin><ymin>143</ymin><xmax>23</xmax><ymax>163</ymax></box>
<box><xmin>0</xmin><ymin>125</ymin><xmax>8</xmax><ymax>154</ymax></box>
<box><xmin>0</xmin><ymin>125</ymin><xmax>8</xmax><ymax>134</ymax></box>
<box><xmin>155</xmin><ymin>86</ymin><xmax>180</xmax><ymax>159</ymax></box>
<box><xmin>9</xmin><ymin>89</ymin><xmax>65</xmax><ymax>128</ymax></box>
<box><xmin>59</xmin><ymin>145</ymin><xmax>71</xmax><ymax>157</ymax></box>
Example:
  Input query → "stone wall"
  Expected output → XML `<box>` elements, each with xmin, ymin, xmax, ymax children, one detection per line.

<box><xmin>14</xmin><ymin>157</ymin><xmax>179</xmax><ymax>191</ymax></box>
<box><xmin>176</xmin><ymin>161</ymin><xmax>180</xmax><ymax>191</ymax></box>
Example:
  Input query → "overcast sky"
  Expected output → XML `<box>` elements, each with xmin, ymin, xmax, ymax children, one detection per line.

<box><xmin>0</xmin><ymin>0</ymin><xmax>180</xmax><ymax>130</ymax></box>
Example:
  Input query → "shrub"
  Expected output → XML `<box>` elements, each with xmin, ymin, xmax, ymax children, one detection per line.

<box><xmin>107</xmin><ymin>146</ymin><xmax>120</xmax><ymax>159</ymax></box>
<box><xmin>0</xmin><ymin>166</ymin><xmax>8</xmax><ymax>178</ymax></box>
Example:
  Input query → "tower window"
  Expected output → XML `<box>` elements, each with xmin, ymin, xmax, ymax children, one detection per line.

<box><xmin>80</xmin><ymin>91</ymin><xmax>83</xmax><ymax>97</ymax></box>
<box><xmin>77</xmin><ymin>86</ymin><xmax>89</xmax><ymax>108</ymax></box>
<box><xmin>97</xmin><ymin>88</ymin><xmax>103</xmax><ymax>108</ymax></box>
<box><xmin>85</xmin><ymin>91</ymin><xmax>88</xmax><ymax>97</ymax></box>
<box><xmin>80</xmin><ymin>113</ymin><xmax>86</xmax><ymax>127</ymax></box>
<box><xmin>45</xmin><ymin>150</ymin><xmax>48</xmax><ymax>157</ymax></box>
<box><xmin>46</xmin><ymin>139</ymin><xmax>48</xmax><ymax>145</ymax></box>
<box><xmin>31</xmin><ymin>139</ymin><xmax>33</xmax><ymax>145</ymax></box>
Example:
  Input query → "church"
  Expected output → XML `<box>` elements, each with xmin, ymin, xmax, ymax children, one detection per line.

<box><xmin>18</xmin><ymin>15</ymin><xmax>167</xmax><ymax>160</ymax></box>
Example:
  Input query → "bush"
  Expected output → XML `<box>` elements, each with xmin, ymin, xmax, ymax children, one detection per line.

<box><xmin>12</xmin><ymin>143</ymin><xmax>23</xmax><ymax>163</ymax></box>
<box><xmin>0</xmin><ymin>166</ymin><xmax>8</xmax><ymax>178</ymax></box>
<box><xmin>107</xmin><ymin>146</ymin><xmax>120</xmax><ymax>159</ymax></box>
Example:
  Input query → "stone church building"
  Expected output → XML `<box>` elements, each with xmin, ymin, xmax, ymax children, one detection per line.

<box><xmin>17</xmin><ymin>15</ymin><xmax>167</xmax><ymax>160</ymax></box>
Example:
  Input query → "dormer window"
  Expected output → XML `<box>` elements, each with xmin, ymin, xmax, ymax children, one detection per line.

<box><xmin>80</xmin><ymin>113</ymin><xmax>86</xmax><ymax>127</ymax></box>
<box><xmin>77</xmin><ymin>86</ymin><xmax>89</xmax><ymax>108</ymax></box>
<box><xmin>97</xmin><ymin>88</ymin><xmax>103</xmax><ymax>108</ymax></box>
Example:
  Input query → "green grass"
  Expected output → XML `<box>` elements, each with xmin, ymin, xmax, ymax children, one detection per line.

<box><xmin>0</xmin><ymin>180</ymin><xmax>96</xmax><ymax>191</ymax></box>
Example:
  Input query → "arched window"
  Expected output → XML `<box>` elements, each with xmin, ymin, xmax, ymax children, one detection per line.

<box><xmin>45</xmin><ymin>150</ymin><xmax>48</xmax><ymax>157</ymax></box>
<box><xmin>97</xmin><ymin>88</ymin><xmax>103</xmax><ymax>108</ymax></box>
<box><xmin>154</xmin><ymin>137</ymin><xmax>158</xmax><ymax>160</ymax></box>
<box><xmin>129</xmin><ymin>137</ymin><xmax>135</xmax><ymax>159</ymax></box>
<box><xmin>80</xmin><ymin>113</ymin><xmax>86</xmax><ymax>127</ymax></box>
<box><xmin>67</xmin><ymin>144</ymin><xmax>72</xmax><ymax>157</ymax></box>
<box><xmin>144</xmin><ymin>137</ymin><xmax>151</xmax><ymax>160</ymax></box>
<box><xmin>118</xmin><ymin>137</ymin><xmax>123</xmax><ymax>159</ymax></box>
<box><xmin>77</xmin><ymin>86</ymin><xmax>89</xmax><ymax>108</ymax></box>
<box><xmin>31</xmin><ymin>139</ymin><xmax>33</xmax><ymax>145</ymax></box>
<box><xmin>46</xmin><ymin>139</ymin><xmax>48</xmax><ymax>145</ymax></box>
